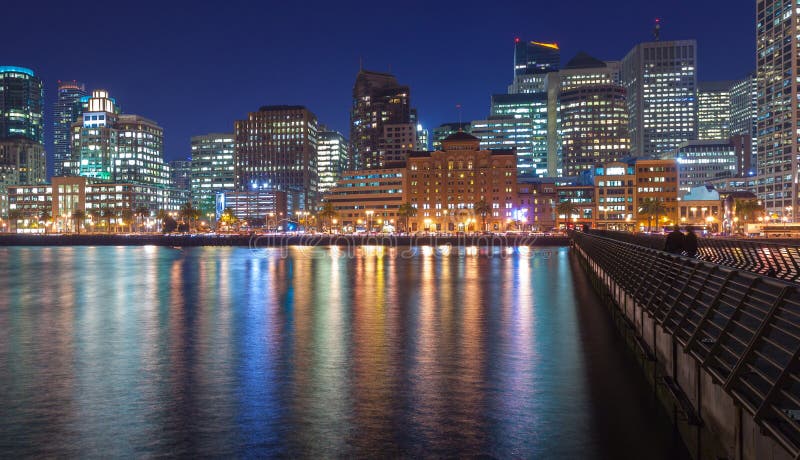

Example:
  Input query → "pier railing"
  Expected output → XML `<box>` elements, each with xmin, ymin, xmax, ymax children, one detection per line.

<box><xmin>572</xmin><ymin>230</ymin><xmax>800</xmax><ymax>457</ymax></box>
<box><xmin>588</xmin><ymin>230</ymin><xmax>800</xmax><ymax>283</ymax></box>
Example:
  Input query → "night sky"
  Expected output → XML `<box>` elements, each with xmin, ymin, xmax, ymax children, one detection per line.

<box><xmin>5</xmin><ymin>0</ymin><xmax>754</xmax><ymax>164</ymax></box>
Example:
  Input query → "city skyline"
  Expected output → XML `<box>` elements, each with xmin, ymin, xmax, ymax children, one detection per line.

<box><xmin>4</xmin><ymin>0</ymin><xmax>754</xmax><ymax>166</ymax></box>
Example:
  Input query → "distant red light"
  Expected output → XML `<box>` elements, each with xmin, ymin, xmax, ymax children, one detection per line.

<box><xmin>655</xmin><ymin>18</ymin><xmax>661</xmax><ymax>23</ymax></box>
<box><xmin>514</xmin><ymin>37</ymin><xmax>520</xmax><ymax>43</ymax></box>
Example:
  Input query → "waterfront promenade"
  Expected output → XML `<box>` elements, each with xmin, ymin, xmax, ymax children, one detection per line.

<box><xmin>0</xmin><ymin>233</ymin><xmax>570</xmax><ymax>247</ymax></box>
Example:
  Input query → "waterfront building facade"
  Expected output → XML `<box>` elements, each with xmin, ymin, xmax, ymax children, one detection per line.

<box><xmin>594</xmin><ymin>160</ymin><xmax>636</xmax><ymax>230</ymax></box>
<box><xmin>323</xmin><ymin>167</ymin><xmax>405</xmax><ymax>232</ymax></box>
<box><xmin>405</xmin><ymin>132</ymin><xmax>518</xmax><ymax>232</ymax></box>
<box><xmin>635</xmin><ymin>158</ymin><xmax>680</xmax><ymax>229</ymax></box>
<box><xmin>317</xmin><ymin>128</ymin><xmax>349</xmax><ymax>197</ymax></box>
<box><xmin>667</xmin><ymin>139</ymin><xmax>746</xmax><ymax>196</ymax></box>
<box><xmin>215</xmin><ymin>190</ymin><xmax>288</xmax><ymax>225</ymax></box>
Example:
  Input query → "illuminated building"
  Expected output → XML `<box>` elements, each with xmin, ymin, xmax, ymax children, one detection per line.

<box><xmin>0</xmin><ymin>138</ymin><xmax>47</xmax><ymax>216</ymax></box>
<box><xmin>379</xmin><ymin>122</ymin><xmax>417</xmax><ymax>164</ymax></box>
<box><xmin>350</xmin><ymin>69</ymin><xmax>412</xmax><ymax>169</ymax></box>
<box><xmin>667</xmin><ymin>138</ymin><xmax>750</xmax><ymax>196</ymax></box>
<box><xmin>432</xmin><ymin>122</ymin><xmax>471</xmax><ymax>150</ymax></box>
<box><xmin>509</xmin><ymin>39</ymin><xmax>560</xmax><ymax>94</ymax></box>
<box><xmin>405</xmin><ymin>132</ymin><xmax>518</xmax><ymax>232</ymax></box>
<box><xmin>169</xmin><ymin>159</ymin><xmax>191</xmax><ymax>192</ymax></box>
<box><xmin>594</xmin><ymin>160</ymin><xmax>636</xmax><ymax>230</ymax></box>
<box><xmin>729</xmin><ymin>74</ymin><xmax>757</xmax><ymax>172</ymax></box>
<box><xmin>190</xmin><ymin>133</ymin><xmax>235</xmax><ymax>215</ymax></box>
<box><xmin>635</xmin><ymin>158</ymin><xmax>679</xmax><ymax>228</ymax></box>
<box><xmin>480</xmin><ymin>93</ymin><xmax>550</xmax><ymax>178</ymax></box>
<box><xmin>757</xmin><ymin>0</ymin><xmax>798</xmax><ymax>217</ymax></box>
<box><xmin>234</xmin><ymin>105</ymin><xmax>318</xmax><ymax>211</ymax></box>
<box><xmin>214</xmin><ymin>190</ymin><xmax>288</xmax><ymax>224</ymax></box>
<box><xmin>65</xmin><ymin>90</ymin><xmax>169</xmax><ymax>188</ymax></box>
<box><xmin>53</xmin><ymin>81</ymin><xmax>87</xmax><ymax>177</ymax></box>
<box><xmin>317</xmin><ymin>128</ymin><xmax>349</xmax><ymax>196</ymax></box>
<box><xmin>416</xmin><ymin>123</ymin><xmax>429</xmax><ymax>151</ymax></box>
<box><xmin>678</xmin><ymin>186</ymin><xmax>721</xmax><ymax>231</ymax></box>
<box><xmin>0</xmin><ymin>66</ymin><xmax>43</xmax><ymax>143</ymax></box>
<box><xmin>323</xmin><ymin>168</ymin><xmax>405</xmax><ymax>231</ymax></box>
<box><xmin>697</xmin><ymin>81</ymin><xmax>733</xmax><ymax>140</ymax></box>
<box><xmin>621</xmin><ymin>40</ymin><xmax>698</xmax><ymax>157</ymax></box>
<box><xmin>556</xmin><ymin>173</ymin><xmax>595</xmax><ymax>228</ymax></box>
<box><xmin>518</xmin><ymin>178</ymin><xmax>557</xmax><ymax>231</ymax></box>
<box><xmin>559</xmin><ymin>53</ymin><xmax>629</xmax><ymax>177</ymax></box>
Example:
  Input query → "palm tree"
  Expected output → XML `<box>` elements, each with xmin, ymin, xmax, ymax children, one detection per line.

<box><xmin>317</xmin><ymin>201</ymin><xmax>338</xmax><ymax>233</ymax></box>
<box><xmin>39</xmin><ymin>209</ymin><xmax>51</xmax><ymax>234</ymax></box>
<box><xmin>121</xmin><ymin>209</ymin><xmax>135</xmax><ymax>233</ymax></box>
<box><xmin>89</xmin><ymin>209</ymin><xmax>102</xmax><ymax>233</ymax></box>
<box><xmin>555</xmin><ymin>200</ymin><xmax>581</xmax><ymax>230</ymax></box>
<box><xmin>473</xmin><ymin>199</ymin><xmax>492</xmax><ymax>232</ymax></box>
<box><xmin>71</xmin><ymin>209</ymin><xmax>85</xmax><ymax>234</ymax></box>
<box><xmin>397</xmin><ymin>202</ymin><xmax>417</xmax><ymax>232</ymax></box>
<box><xmin>103</xmin><ymin>208</ymin><xmax>117</xmax><ymax>233</ymax></box>
<box><xmin>734</xmin><ymin>199</ymin><xmax>763</xmax><ymax>234</ymax></box>
<box><xmin>638</xmin><ymin>199</ymin><xmax>668</xmax><ymax>232</ymax></box>
<box><xmin>156</xmin><ymin>209</ymin><xmax>169</xmax><ymax>233</ymax></box>
<box><xmin>179</xmin><ymin>202</ymin><xmax>201</xmax><ymax>232</ymax></box>
<box><xmin>8</xmin><ymin>209</ymin><xmax>23</xmax><ymax>233</ymax></box>
<box><xmin>135</xmin><ymin>206</ymin><xmax>150</xmax><ymax>232</ymax></box>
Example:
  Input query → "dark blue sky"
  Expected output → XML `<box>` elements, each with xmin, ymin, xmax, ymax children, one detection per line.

<box><xmin>6</xmin><ymin>0</ymin><xmax>754</xmax><ymax>162</ymax></box>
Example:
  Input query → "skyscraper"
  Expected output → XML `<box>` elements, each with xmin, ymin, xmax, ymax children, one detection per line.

<box><xmin>481</xmin><ymin>93</ymin><xmax>550</xmax><ymax>178</ymax></box>
<box><xmin>558</xmin><ymin>53</ymin><xmax>629</xmax><ymax>177</ymax></box>
<box><xmin>317</xmin><ymin>128</ymin><xmax>349</xmax><ymax>196</ymax></box>
<box><xmin>67</xmin><ymin>90</ymin><xmax>169</xmax><ymax>187</ymax></box>
<box><xmin>621</xmin><ymin>40</ymin><xmax>698</xmax><ymax>157</ymax></box>
<box><xmin>730</xmin><ymin>74</ymin><xmax>757</xmax><ymax>174</ymax></box>
<box><xmin>697</xmin><ymin>81</ymin><xmax>733</xmax><ymax>140</ymax></box>
<box><xmin>350</xmin><ymin>69</ymin><xmax>412</xmax><ymax>169</ymax></box>
<box><xmin>0</xmin><ymin>66</ymin><xmax>43</xmax><ymax>143</ymax></box>
<box><xmin>234</xmin><ymin>105</ymin><xmax>318</xmax><ymax>211</ymax></box>
<box><xmin>509</xmin><ymin>40</ymin><xmax>561</xmax><ymax>94</ymax></box>
<box><xmin>190</xmin><ymin>133</ymin><xmax>235</xmax><ymax>215</ymax></box>
<box><xmin>53</xmin><ymin>80</ymin><xmax>87</xmax><ymax>177</ymax></box>
<box><xmin>757</xmin><ymin>0</ymin><xmax>798</xmax><ymax>217</ymax></box>
<box><xmin>169</xmin><ymin>159</ymin><xmax>192</xmax><ymax>192</ymax></box>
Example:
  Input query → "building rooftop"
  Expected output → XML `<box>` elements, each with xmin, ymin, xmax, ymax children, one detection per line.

<box><xmin>564</xmin><ymin>52</ymin><xmax>607</xmax><ymax>70</ymax></box>
<box><xmin>444</xmin><ymin>131</ymin><xmax>479</xmax><ymax>142</ymax></box>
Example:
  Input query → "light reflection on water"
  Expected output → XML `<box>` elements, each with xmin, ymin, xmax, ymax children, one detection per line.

<box><xmin>0</xmin><ymin>246</ymin><xmax>687</xmax><ymax>458</ymax></box>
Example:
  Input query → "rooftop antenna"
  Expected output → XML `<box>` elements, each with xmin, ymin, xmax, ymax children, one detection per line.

<box><xmin>653</xmin><ymin>18</ymin><xmax>661</xmax><ymax>41</ymax></box>
<box><xmin>456</xmin><ymin>104</ymin><xmax>463</xmax><ymax>130</ymax></box>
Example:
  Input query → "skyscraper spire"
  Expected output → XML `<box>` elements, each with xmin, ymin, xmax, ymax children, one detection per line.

<box><xmin>653</xmin><ymin>18</ymin><xmax>661</xmax><ymax>41</ymax></box>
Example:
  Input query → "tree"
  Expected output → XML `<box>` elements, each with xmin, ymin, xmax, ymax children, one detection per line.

<box><xmin>135</xmin><ymin>206</ymin><xmax>150</xmax><ymax>232</ymax></box>
<box><xmin>638</xmin><ymin>199</ymin><xmax>668</xmax><ymax>232</ymax></box>
<box><xmin>473</xmin><ymin>199</ymin><xmax>492</xmax><ymax>232</ymax></box>
<box><xmin>121</xmin><ymin>209</ymin><xmax>135</xmax><ymax>233</ymax></box>
<box><xmin>89</xmin><ymin>210</ymin><xmax>102</xmax><ymax>233</ymax></box>
<box><xmin>317</xmin><ymin>201</ymin><xmax>338</xmax><ymax>233</ymax></box>
<box><xmin>8</xmin><ymin>209</ymin><xmax>23</xmax><ymax>233</ymax></box>
<box><xmin>555</xmin><ymin>200</ymin><xmax>581</xmax><ymax>230</ymax></box>
<box><xmin>179</xmin><ymin>202</ymin><xmax>201</xmax><ymax>232</ymax></box>
<box><xmin>39</xmin><ymin>209</ymin><xmax>51</xmax><ymax>234</ymax></box>
<box><xmin>103</xmin><ymin>208</ymin><xmax>117</xmax><ymax>233</ymax></box>
<box><xmin>162</xmin><ymin>215</ymin><xmax>178</xmax><ymax>233</ymax></box>
<box><xmin>397</xmin><ymin>202</ymin><xmax>417</xmax><ymax>233</ymax></box>
<box><xmin>220</xmin><ymin>207</ymin><xmax>238</xmax><ymax>232</ymax></box>
<box><xmin>71</xmin><ymin>209</ymin><xmax>85</xmax><ymax>234</ymax></box>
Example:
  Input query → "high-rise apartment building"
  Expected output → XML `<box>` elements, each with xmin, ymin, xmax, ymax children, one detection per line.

<box><xmin>190</xmin><ymin>133</ymin><xmax>235</xmax><ymax>215</ymax></box>
<box><xmin>667</xmin><ymin>139</ymin><xmax>745</xmax><ymax>195</ymax></box>
<box><xmin>697</xmin><ymin>81</ymin><xmax>733</xmax><ymax>140</ymax></box>
<box><xmin>0</xmin><ymin>138</ymin><xmax>47</xmax><ymax>216</ymax></box>
<box><xmin>730</xmin><ymin>74</ymin><xmax>757</xmax><ymax>174</ymax></box>
<box><xmin>65</xmin><ymin>90</ymin><xmax>170</xmax><ymax>188</ymax></box>
<box><xmin>621</xmin><ymin>40</ymin><xmax>698</xmax><ymax>157</ymax></box>
<box><xmin>0</xmin><ymin>66</ymin><xmax>43</xmax><ymax>143</ymax></box>
<box><xmin>757</xmin><ymin>0</ymin><xmax>798</xmax><ymax>217</ymax></box>
<box><xmin>234</xmin><ymin>105</ymin><xmax>318</xmax><ymax>211</ymax></box>
<box><xmin>317</xmin><ymin>128</ymin><xmax>349</xmax><ymax>196</ymax></box>
<box><xmin>53</xmin><ymin>80</ymin><xmax>87</xmax><ymax>177</ymax></box>
<box><xmin>350</xmin><ymin>70</ymin><xmax>412</xmax><ymax>169</ymax></box>
<box><xmin>558</xmin><ymin>53</ymin><xmax>629</xmax><ymax>177</ymax></box>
